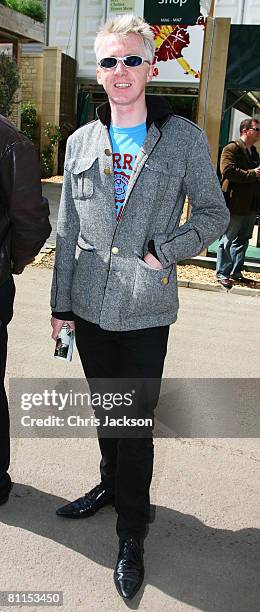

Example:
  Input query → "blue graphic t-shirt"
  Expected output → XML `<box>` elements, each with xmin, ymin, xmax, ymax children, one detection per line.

<box><xmin>109</xmin><ymin>122</ymin><xmax>147</xmax><ymax>221</ymax></box>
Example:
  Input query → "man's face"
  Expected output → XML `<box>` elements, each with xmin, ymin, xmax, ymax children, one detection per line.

<box><xmin>96</xmin><ymin>33</ymin><xmax>154</xmax><ymax>108</ymax></box>
<box><xmin>244</xmin><ymin>120</ymin><xmax>260</xmax><ymax>146</ymax></box>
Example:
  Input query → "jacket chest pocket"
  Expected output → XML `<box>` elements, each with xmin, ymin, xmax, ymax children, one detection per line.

<box><xmin>66</xmin><ymin>158</ymin><xmax>96</xmax><ymax>200</ymax></box>
<box><xmin>142</xmin><ymin>160</ymin><xmax>186</xmax><ymax>198</ymax></box>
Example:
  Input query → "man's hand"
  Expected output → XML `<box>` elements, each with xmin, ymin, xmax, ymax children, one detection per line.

<box><xmin>254</xmin><ymin>166</ymin><xmax>260</xmax><ymax>177</ymax></box>
<box><xmin>143</xmin><ymin>252</ymin><xmax>163</xmax><ymax>270</ymax></box>
<box><xmin>51</xmin><ymin>317</ymin><xmax>75</xmax><ymax>340</ymax></box>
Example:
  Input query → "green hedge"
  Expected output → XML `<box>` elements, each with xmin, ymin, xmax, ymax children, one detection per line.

<box><xmin>1</xmin><ymin>0</ymin><xmax>45</xmax><ymax>22</ymax></box>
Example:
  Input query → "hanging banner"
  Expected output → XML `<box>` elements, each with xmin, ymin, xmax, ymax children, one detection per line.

<box><xmin>109</xmin><ymin>0</ymin><xmax>135</xmax><ymax>12</ymax></box>
<box><xmin>151</xmin><ymin>23</ymin><xmax>204</xmax><ymax>83</ymax></box>
<box><xmin>144</xmin><ymin>0</ymin><xmax>201</xmax><ymax>26</ymax></box>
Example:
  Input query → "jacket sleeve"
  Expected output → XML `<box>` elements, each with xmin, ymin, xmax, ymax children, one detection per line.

<box><xmin>1</xmin><ymin>140</ymin><xmax>51</xmax><ymax>273</ymax></box>
<box><xmin>152</xmin><ymin>130</ymin><xmax>230</xmax><ymax>265</ymax></box>
<box><xmin>220</xmin><ymin>143</ymin><xmax>258</xmax><ymax>183</ymax></box>
<box><xmin>50</xmin><ymin>139</ymin><xmax>80</xmax><ymax>313</ymax></box>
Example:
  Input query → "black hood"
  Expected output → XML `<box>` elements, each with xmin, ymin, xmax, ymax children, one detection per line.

<box><xmin>96</xmin><ymin>94</ymin><xmax>173</xmax><ymax>129</ymax></box>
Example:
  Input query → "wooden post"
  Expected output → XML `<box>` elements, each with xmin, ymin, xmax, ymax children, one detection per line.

<box><xmin>196</xmin><ymin>17</ymin><xmax>231</xmax><ymax>168</ymax></box>
<box><xmin>209</xmin><ymin>0</ymin><xmax>215</xmax><ymax>18</ymax></box>
<box><xmin>190</xmin><ymin>14</ymin><xmax>231</xmax><ymax>254</ymax></box>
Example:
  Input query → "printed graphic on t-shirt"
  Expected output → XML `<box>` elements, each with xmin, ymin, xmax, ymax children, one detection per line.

<box><xmin>113</xmin><ymin>154</ymin><xmax>137</xmax><ymax>220</ymax></box>
<box><xmin>109</xmin><ymin>123</ymin><xmax>147</xmax><ymax>221</ymax></box>
<box><xmin>114</xmin><ymin>170</ymin><xmax>130</xmax><ymax>218</ymax></box>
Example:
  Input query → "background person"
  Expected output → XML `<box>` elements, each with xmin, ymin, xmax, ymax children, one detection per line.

<box><xmin>0</xmin><ymin>114</ymin><xmax>51</xmax><ymax>506</ymax></box>
<box><xmin>216</xmin><ymin>117</ymin><xmax>260</xmax><ymax>289</ymax></box>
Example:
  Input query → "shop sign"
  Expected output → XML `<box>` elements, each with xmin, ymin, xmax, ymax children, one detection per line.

<box><xmin>144</xmin><ymin>0</ymin><xmax>201</xmax><ymax>26</ymax></box>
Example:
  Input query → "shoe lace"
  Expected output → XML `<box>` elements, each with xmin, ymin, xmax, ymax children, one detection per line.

<box><xmin>84</xmin><ymin>484</ymin><xmax>104</xmax><ymax>500</ymax></box>
<box><xmin>118</xmin><ymin>539</ymin><xmax>142</xmax><ymax>571</ymax></box>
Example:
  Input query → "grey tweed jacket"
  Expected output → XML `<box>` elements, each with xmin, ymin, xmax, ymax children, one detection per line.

<box><xmin>51</xmin><ymin>97</ymin><xmax>229</xmax><ymax>331</ymax></box>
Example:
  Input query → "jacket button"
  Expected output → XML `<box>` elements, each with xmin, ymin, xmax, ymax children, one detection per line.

<box><xmin>112</xmin><ymin>247</ymin><xmax>119</xmax><ymax>254</ymax></box>
<box><xmin>104</xmin><ymin>148</ymin><xmax>112</xmax><ymax>156</ymax></box>
<box><xmin>104</xmin><ymin>167</ymin><xmax>111</xmax><ymax>175</ymax></box>
<box><xmin>161</xmin><ymin>277</ymin><xmax>169</xmax><ymax>286</ymax></box>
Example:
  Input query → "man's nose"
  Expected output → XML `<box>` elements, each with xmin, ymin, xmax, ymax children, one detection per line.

<box><xmin>114</xmin><ymin>59</ymin><xmax>127</xmax><ymax>73</ymax></box>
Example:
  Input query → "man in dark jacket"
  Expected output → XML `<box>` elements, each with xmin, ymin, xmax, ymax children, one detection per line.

<box><xmin>0</xmin><ymin>114</ymin><xmax>51</xmax><ymax>505</ymax></box>
<box><xmin>216</xmin><ymin>117</ymin><xmax>260</xmax><ymax>289</ymax></box>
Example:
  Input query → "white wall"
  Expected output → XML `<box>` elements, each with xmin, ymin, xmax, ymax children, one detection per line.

<box><xmin>77</xmin><ymin>0</ymin><xmax>106</xmax><ymax>79</ymax></box>
<box><xmin>48</xmin><ymin>0</ymin><xmax>106</xmax><ymax>77</ymax></box>
<box><xmin>215</xmin><ymin>0</ymin><xmax>260</xmax><ymax>23</ymax></box>
<box><xmin>48</xmin><ymin>0</ymin><xmax>78</xmax><ymax>58</ymax></box>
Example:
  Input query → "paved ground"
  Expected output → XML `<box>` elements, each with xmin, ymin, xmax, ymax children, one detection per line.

<box><xmin>0</xmin><ymin>267</ymin><xmax>259</xmax><ymax>612</ymax></box>
<box><xmin>42</xmin><ymin>183</ymin><xmax>62</xmax><ymax>247</ymax></box>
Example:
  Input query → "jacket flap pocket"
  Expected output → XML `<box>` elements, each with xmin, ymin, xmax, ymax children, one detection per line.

<box><xmin>65</xmin><ymin>156</ymin><xmax>97</xmax><ymax>174</ymax></box>
<box><xmin>67</xmin><ymin>158</ymin><xmax>96</xmax><ymax>199</ymax></box>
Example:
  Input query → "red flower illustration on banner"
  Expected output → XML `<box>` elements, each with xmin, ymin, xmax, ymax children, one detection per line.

<box><xmin>153</xmin><ymin>25</ymin><xmax>190</xmax><ymax>62</ymax></box>
<box><xmin>151</xmin><ymin>19</ymin><xmax>204</xmax><ymax>80</ymax></box>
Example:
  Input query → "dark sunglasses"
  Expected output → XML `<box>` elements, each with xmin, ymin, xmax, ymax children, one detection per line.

<box><xmin>98</xmin><ymin>55</ymin><xmax>150</xmax><ymax>69</ymax></box>
<box><xmin>249</xmin><ymin>127</ymin><xmax>260</xmax><ymax>132</ymax></box>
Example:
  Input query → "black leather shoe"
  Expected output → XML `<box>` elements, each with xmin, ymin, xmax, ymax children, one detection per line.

<box><xmin>114</xmin><ymin>537</ymin><xmax>144</xmax><ymax>600</ymax></box>
<box><xmin>217</xmin><ymin>277</ymin><xmax>233</xmax><ymax>290</ymax></box>
<box><xmin>0</xmin><ymin>474</ymin><xmax>12</xmax><ymax>506</ymax></box>
<box><xmin>56</xmin><ymin>483</ymin><xmax>114</xmax><ymax>518</ymax></box>
<box><xmin>230</xmin><ymin>275</ymin><xmax>255</xmax><ymax>286</ymax></box>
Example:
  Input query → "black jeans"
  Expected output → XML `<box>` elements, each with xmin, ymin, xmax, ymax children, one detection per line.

<box><xmin>0</xmin><ymin>276</ymin><xmax>15</xmax><ymax>485</ymax></box>
<box><xmin>74</xmin><ymin>317</ymin><xmax>169</xmax><ymax>538</ymax></box>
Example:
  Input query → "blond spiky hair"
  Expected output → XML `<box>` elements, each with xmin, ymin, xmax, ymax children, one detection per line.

<box><xmin>94</xmin><ymin>14</ymin><xmax>155</xmax><ymax>64</ymax></box>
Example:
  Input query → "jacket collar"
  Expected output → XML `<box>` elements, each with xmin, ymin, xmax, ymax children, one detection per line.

<box><xmin>96</xmin><ymin>95</ymin><xmax>173</xmax><ymax>130</ymax></box>
<box><xmin>235</xmin><ymin>138</ymin><xmax>257</xmax><ymax>157</ymax></box>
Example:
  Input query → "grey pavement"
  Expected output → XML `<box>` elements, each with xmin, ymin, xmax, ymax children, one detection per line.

<box><xmin>42</xmin><ymin>182</ymin><xmax>62</xmax><ymax>247</ymax></box>
<box><xmin>0</xmin><ymin>267</ymin><xmax>259</xmax><ymax>611</ymax></box>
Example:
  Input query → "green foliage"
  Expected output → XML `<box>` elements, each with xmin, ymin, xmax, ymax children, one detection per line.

<box><xmin>5</xmin><ymin>0</ymin><xmax>20</xmax><ymax>10</ymax></box>
<box><xmin>43</xmin><ymin>122</ymin><xmax>62</xmax><ymax>147</ymax></box>
<box><xmin>41</xmin><ymin>123</ymin><xmax>62</xmax><ymax>178</ymax></box>
<box><xmin>21</xmin><ymin>101</ymin><xmax>38</xmax><ymax>140</ymax></box>
<box><xmin>20</xmin><ymin>0</ymin><xmax>45</xmax><ymax>22</ymax></box>
<box><xmin>4</xmin><ymin>0</ymin><xmax>45</xmax><ymax>22</ymax></box>
<box><xmin>0</xmin><ymin>52</ymin><xmax>20</xmax><ymax>118</ymax></box>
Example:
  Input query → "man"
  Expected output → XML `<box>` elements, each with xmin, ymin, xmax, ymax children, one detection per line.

<box><xmin>51</xmin><ymin>14</ymin><xmax>229</xmax><ymax>600</ymax></box>
<box><xmin>216</xmin><ymin>117</ymin><xmax>260</xmax><ymax>289</ymax></box>
<box><xmin>0</xmin><ymin>114</ymin><xmax>51</xmax><ymax>506</ymax></box>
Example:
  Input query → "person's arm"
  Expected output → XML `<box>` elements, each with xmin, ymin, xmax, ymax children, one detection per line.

<box><xmin>1</xmin><ymin>140</ymin><xmax>51</xmax><ymax>273</ymax></box>
<box><xmin>50</xmin><ymin>138</ymin><xmax>80</xmax><ymax>319</ymax></box>
<box><xmin>220</xmin><ymin>143</ymin><xmax>259</xmax><ymax>183</ymax></box>
<box><xmin>151</xmin><ymin>129</ymin><xmax>230</xmax><ymax>266</ymax></box>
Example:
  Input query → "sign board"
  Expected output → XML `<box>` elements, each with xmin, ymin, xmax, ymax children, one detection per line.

<box><xmin>151</xmin><ymin>24</ymin><xmax>204</xmax><ymax>83</ymax></box>
<box><xmin>144</xmin><ymin>0</ymin><xmax>201</xmax><ymax>26</ymax></box>
<box><xmin>109</xmin><ymin>0</ymin><xmax>135</xmax><ymax>12</ymax></box>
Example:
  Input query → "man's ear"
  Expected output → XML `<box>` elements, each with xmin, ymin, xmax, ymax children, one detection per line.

<box><xmin>96</xmin><ymin>66</ymin><xmax>102</xmax><ymax>85</ymax></box>
<box><xmin>147</xmin><ymin>63</ymin><xmax>154</xmax><ymax>83</ymax></box>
